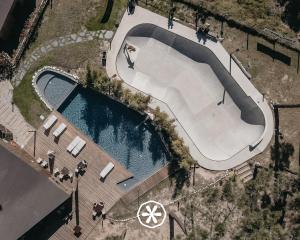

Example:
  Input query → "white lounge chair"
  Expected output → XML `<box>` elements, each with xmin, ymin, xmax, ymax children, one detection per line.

<box><xmin>99</xmin><ymin>162</ymin><xmax>114</xmax><ymax>180</ymax></box>
<box><xmin>43</xmin><ymin>115</ymin><xmax>57</xmax><ymax>131</ymax></box>
<box><xmin>71</xmin><ymin>139</ymin><xmax>86</xmax><ymax>157</ymax></box>
<box><xmin>53</xmin><ymin>123</ymin><xmax>67</xmax><ymax>138</ymax></box>
<box><xmin>59</xmin><ymin>173</ymin><xmax>64</xmax><ymax>181</ymax></box>
<box><xmin>68</xmin><ymin>172</ymin><xmax>73</xmax><ymax>179</ymax></box>
<box><xmin>53</xmin><ymin>168</ymin><xmax>60</xmax><ymax>176</ymax></box>
<box><xmin>67</xmin><ymin>136</ymin><xmax>81</xmax><ymax>152</ymax></box>
<box><xmin>36</xmin><ymin>157</ymin><xmax>43</xmax><ymax>164</ymax></box>
<box><xmin>47</xmin><ymin>150</ymin><xmax>55</xmax><ymax>156</ymax></box>
<box><xmin>41</xmin><ymin>160</ymin><xmax>48</xmax><ymax>168</ymax></box>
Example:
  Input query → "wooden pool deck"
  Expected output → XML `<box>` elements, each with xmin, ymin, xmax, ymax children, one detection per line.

<box><xmin>25</xmin><ymin>111</ymin><xmax>133</xmax><ymax>239</ymax></box>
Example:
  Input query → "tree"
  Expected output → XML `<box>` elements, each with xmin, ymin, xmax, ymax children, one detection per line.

<box><xmin>215</xmin><ymin>222</ymin><xmax>226</xmax><ymax>238</ymax></box>
<box><xmin>0</xmin><ymin>52</ymin><xmax>13</xmax><ymax>80</ymax></box>
<box><xmin>85</xmin><ymin>64</ymin><xmax>93</xmax><ymax>88</ymax></box>
<box><xmin>111</xmin><ymin>79</ymin><xmax>123</xmax><ymax>98</ymax></box>
<box><xmin>281</xmin><ymin>0</ymin><xmax>300</xmax><ymax>31</ymax></box>
<box><xmin>222</xmin><ymin>180</ymin><xmax>234</xmax><ymax>202</ymax></box>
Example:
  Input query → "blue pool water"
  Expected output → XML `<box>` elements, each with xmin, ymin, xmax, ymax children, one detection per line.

<box><xmin>58</xmin><ymin>86</ymin><xmax>169</xmax><ymax>189</ymax></box>
<box><xmin>36</xmin><ymin>71</ymin><xmax>77</xmax><ymax>109</ymax></box>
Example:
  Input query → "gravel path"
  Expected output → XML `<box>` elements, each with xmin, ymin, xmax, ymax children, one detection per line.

<box><xmin>13</xmin><ymin>29</ymin><xmax>114</xmax><ymax>86</ymax></box>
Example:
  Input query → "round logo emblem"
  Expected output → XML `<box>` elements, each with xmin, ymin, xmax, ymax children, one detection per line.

<box><xmin>137</xmin><ymin>200</ymin><xmax>166</xmax><ymax>229</ymax></box>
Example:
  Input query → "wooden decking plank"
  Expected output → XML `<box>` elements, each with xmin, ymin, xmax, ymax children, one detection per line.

<box><xmin>24</xmin><ymin>110</ymin><xmax>169</xmax><ymax>239</ymax></box>
<box><xmin>24</xmin><ymin>111</ymin><xmax>132</xmax><ymax>239</ymax></box>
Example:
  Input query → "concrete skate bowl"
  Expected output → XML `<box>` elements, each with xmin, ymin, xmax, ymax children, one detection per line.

<box><xmin>116</xmin><ymin>23</ymin><xmax>266</xmax><ymax>162</ymax></box>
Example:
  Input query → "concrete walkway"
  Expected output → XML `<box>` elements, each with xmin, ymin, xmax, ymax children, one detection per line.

<box><xmin>13</xmin><ymin>29</ymin><xmax>114</xmax><ymax>86</ymax></box>
<box><xmin>0</xmin><ymin>81</ymin><xmax>34</xmax><ymax>147</ymax></box>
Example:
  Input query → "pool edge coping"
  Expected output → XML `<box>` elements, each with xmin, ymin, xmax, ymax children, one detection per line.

<box><xmin>32</xmin><ymin>66</ymin><xmax>80</xmax><ymax>110</ymax></box>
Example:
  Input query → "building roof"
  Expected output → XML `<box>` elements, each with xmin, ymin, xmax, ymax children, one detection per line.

<box><xmin>0</xmin><ymin>0</ymin><xmax>16</xmax><ymax>32</ymax></box>
<box><xmin>0</xmin><ymin>144</ymin><xmax>69</xmax><ymax>240</ymax></box>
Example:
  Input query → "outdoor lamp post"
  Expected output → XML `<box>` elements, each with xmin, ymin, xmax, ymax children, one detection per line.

<box><xmin>28</xmin><ymin>130</ymin><xmax>37</xmax><ymax>157</ymax></box>
<box><xmin>229</xmin><ymin>48</ymin><xmax>240</xmax><ymax>75</ymax></box>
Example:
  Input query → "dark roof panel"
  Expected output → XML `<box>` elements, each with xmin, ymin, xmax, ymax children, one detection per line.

<box><xmin>0</xmin><ymin>144</ymin><xmax>69</xmax><ymax>240</ymax></box>
<box><xmin>0</xmin><ymin>0</ymin><xmax>16</xmax><ymax>31</ymax></box>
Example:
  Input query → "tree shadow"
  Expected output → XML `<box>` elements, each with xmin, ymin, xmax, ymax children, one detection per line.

<box><xmin>79</xmin><ymin>87</ymin><xmax>168</xmax><ymax>168</ymax></box>
<box><xmin>271</xmin><ymin>141</ymin><xmax>294</xmax><ymax>171</ymax></box>
<box><xmin>60</xmin><ymin>86</ymin><xmax>170</xmax><ymax>182</ymax></box>
<box><xmin>101</xmin><ymin>0</ymin><xmax>114</xmax><ymax>24</ymax></box>
<box><xmin>282</xmin><ymin>0</ymin><xmax>300</xmax><ymax>32</ymax></box>
<box><xmin>148</xmin><ymin>128</ymin><xmax>168</xmax><ymax>165</ymax></box>
<box><xmin>168</xmin><ymin>156</ymin><xmax>190</xmax><ymax>198</ymax></box>
<box><xmin>75</xmin><ymin>181</ymin><xmax>80</xmax><ymax>226</ymax></box>
<box><xmin>271</xmin><ymin>105</ymin><xmax>295</xmax><ymax>171</ymax></box>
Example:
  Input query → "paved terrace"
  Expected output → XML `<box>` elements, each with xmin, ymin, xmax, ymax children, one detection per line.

<box><xmin>0</xmin><ymin>80</ymin><xmax>33</xmax><ymax>147</ymax></box>
<box><xmin>25</xmin><ymin>112</ymin><xmax>133</xmax><ymax>239</ymax></box>
<box><xmin>107</xmin><ymin>6</ymin><xmax>274</xmax><ymax>170</ymax></box>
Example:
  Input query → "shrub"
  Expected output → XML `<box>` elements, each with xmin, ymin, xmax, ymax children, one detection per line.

<box><xmin>83</xmin><ymin>66</ymin><xmax>194</xmax><ymax>171</ymax></box>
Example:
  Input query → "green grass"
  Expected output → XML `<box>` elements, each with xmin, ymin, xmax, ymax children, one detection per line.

<box><xmin>13</xmin><ymin>40</ymin><xmax>100</xmax><ymax>128</ymax></box>
<box><xmin>13</xmin><ymin>58</ymin><xmax>52</xmax><ymax>128</ymax></box>
<box><xmin>85</xmin><ymin>0</ymin><xmax>127</xmax><ymax>31</ymax></box>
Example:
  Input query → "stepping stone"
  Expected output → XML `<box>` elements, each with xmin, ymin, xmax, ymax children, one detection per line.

<box><xmin>40</xmin><ymin>47</ymin><xmax>47</xmax><ymax>53</ymax></box>
<box><xmin>51</xmin><ymin>40</ymin><xmax>59</xmax><ymax>47</ymax></box>
<box><xmin>71</xmin><ymin>34</ymin><xmax>77</xmax><ymax>40</ymax></box>
<box><xmin>104</xmin><ymin>31</ymin><xmax>114</xmax><ymax>39</ymax></box>
<box><xmin>46</xmin><ymin>45</ymin><xmax>53</xmax><ymax>51</ymax></box>
<box><xmin>76</xmin><ymin>36</ymin><xmax>82</xmax><ymax>43</ymax></box>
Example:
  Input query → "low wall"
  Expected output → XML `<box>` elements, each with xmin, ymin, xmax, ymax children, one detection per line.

<box><xmin>12</xmin><ymin>0</ymin><xmax>49</xmax><ymax>66</ymax></box>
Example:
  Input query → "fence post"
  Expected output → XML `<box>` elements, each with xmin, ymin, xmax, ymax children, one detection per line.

<box><xmin>246</xmin><ymin>33</ymin><xmax>249</xmax><ymax>50</ymax></box>
<box><xmin>297</xmin><ymin>51</ymin><xmax>299</xmax><ymax>74</ymax></box>
<box><xmin>221</xmin><ymin>21</ymin><xmax>224</xmax><ymax>38</ymax></box>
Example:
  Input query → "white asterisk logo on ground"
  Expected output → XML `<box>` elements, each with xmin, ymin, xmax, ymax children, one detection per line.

<box><xmin>137</xmin><ymin>200</ymin><xmax>166</xmax><ymax>228</ymax></box>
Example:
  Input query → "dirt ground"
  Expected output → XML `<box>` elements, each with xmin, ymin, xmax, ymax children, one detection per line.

<box><xmin>277</xmin><ymin>108</ymin><xmax>300</xmax><ymax>170</ymax></box>
<box><xmin>89</xmin><ymin>169</ymin><xmax>226</xmax><ymax>240</ymax></box>
<box><xmin>27</xmin><ymin>0</ymin><xmax>102</xmax><ymax>53</ymax></box>
<box><xmin>87</xmin><ymin>8</ymin><xmax>300</xmax><ymax>240</ymax></box>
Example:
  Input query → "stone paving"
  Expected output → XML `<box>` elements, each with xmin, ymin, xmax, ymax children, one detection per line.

<box><xmin>0</xmin><ymin>81</ymin><xmax>34</xmax><ymax>147</ymax></box>
<box><xmin>13</xmin><ymin>29</ymin><xmax>114</xmax><ymax>86</ymax></box>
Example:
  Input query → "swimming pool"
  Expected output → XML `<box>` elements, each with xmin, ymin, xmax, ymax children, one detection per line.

<box><xmin>58</xmin><ymin>86</ymin><xmax>169</xmax><ymax>189</ymax></box>
<box><xmin>35</xmin><ymin>70</ymin><xmax>77</xmax><ymax>109</ymax></box>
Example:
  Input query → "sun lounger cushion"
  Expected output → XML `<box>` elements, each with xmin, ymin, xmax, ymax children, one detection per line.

<box><xmin>71</xmin><ymin>139</ymin><xmax>86</xmax><ymax>157</ymax></box>
<box><xmin>41</xmin><ymin>160</ymin><xmax>48</xmax><ymax>168</ymax></box>
<box><xmin>53</xmin><ymin>123</ymin><xmax>67</xmax><ymax>137</ymax></box>
<box><xmin>67</xmin><ymin>136</ymin><xmax>81</xmax><ymax>152</ymax></box>
<box><xmin>36</xmin><ymin>157</ymin><xmax>43</xmax><ymax>164</ymax></box>
<box><xmin>99</xmin><ymin>162</ymin><xmax>115</xmax><ymax>179</ymax></box>
<box><xmin>43</xmin><ymin>115</ymin><xmax>57</xmax><ymax>130</ymax></box>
